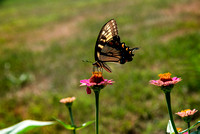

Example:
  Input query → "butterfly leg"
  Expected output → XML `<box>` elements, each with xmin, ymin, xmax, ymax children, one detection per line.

<box><xmin>99</xmin><ymin>67</ymin><xmax>103</xmax><ymax>73</ymax></box>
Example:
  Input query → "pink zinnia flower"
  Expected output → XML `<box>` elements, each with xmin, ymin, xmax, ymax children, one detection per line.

<box><xmin>176</xmin><ymin>109</ymin><xmax>198</xmax><ymax>123</ymax></box>
<box><xmin>80</xmin><ymin>71</ymin><xmax>114</xmax><ymax>94</ymax></box>
<box><xmin>60</xmin><ymin>97</ymin><xmax>76</xmax><ymax>104</ymax></box>
<box><xmin>176</xmin><ymin>109</ymin><xmax>198</xmax><ymax>118</ymax></box>
<box><xmin>150</xmin><ymin>72</ymin><xmax>181</xmax><ymax>87</ymax></box>
<box><xmin>60</xmin><ymin>97</ymin><xmax>76</xmax><ymax>107</ymax></box>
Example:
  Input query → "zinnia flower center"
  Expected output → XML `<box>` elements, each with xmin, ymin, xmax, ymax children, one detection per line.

<box><xmin>158</xmin><ymin>72</ymin><xmax>172</xmax><ymax>82</ymax></box>
<box><xmin>89</xmin><ymin>71</ymin><xmax>104</xmax><ymax>84</ymax></box>
<box><xmin>181</xmin><ymin>109</ymin><xmax>191</xmax><ymax>112</ymax></box>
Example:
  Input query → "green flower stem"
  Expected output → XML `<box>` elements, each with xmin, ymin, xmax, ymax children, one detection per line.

<box><xmin>165</xmin><ymin>92</ymin><xmax>178</xmax><ymax>134</ymax></box>
<box><xmin>180</xmin><ymin>120</ymin><xmax>200</xmax><ymax>133</ymax></box>
<box><xmin>94</xmin><ymin>90</ymin><xmax>100</xmax><ymax>134</ymax></box>
<box><xmin>68</xmin><ymin>107</ymin><xmax>76</xmax><ymax>134</ymax></box>
<box><xmin>187</xmin><ymin>122</ymin><xmax>190</xmax><ymax>134</ymax></box>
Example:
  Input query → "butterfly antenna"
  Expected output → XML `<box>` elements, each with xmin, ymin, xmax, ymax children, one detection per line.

<box><xmin>130</xmin><ymin>47</ymin><xmax>139</xmax><ymax>51</ymax></box>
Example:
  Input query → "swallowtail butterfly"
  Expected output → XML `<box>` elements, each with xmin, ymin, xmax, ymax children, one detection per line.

<box><xmin>93</xmin><ymin>19</ymin><xmax>139</xmax><ymax>73</ymax></box>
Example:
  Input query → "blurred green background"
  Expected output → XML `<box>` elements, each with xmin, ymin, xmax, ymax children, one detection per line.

<box><xmin>0</xmin><ymin>0</ymin><xmax>199</xmax><ymax>133</ymax></box>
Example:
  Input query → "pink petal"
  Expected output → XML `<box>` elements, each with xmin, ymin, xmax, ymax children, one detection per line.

<box><xmin>80</xmin><ymin>79</ymin><xmax>89</xmax><ymax>83</ymax></box>
<box><xmin>98</xmin><ymin>81</ymin><xmax>106</xmax><ymax>85</ymax></box>
<box><xmin>80</xmin><ymin>79</ymin><xmax>96</xmax><ymax>87</ymax></box>
<box><xmin>80</xmin><ymin>84</ymin><xmax>86</xmax><ymax>86</ymax></box>
<box><xmin>176</xmin><ymin>109</ymin><xmax>198</xmax><ymax>117</ymax></box>
<box><xmin>163</xmin><ymin>81</ymin><xmax>173</xmax><ymax>86</ymax></box>
<box><xmin>107</xmin><ymin>80</ymin><xmax>114</xmax><ymax>85</ymax></box>
<box><xmin>149</xmin><ymin>80</ymin><xmax>163</xmax><ymax>86</ymax></box>
<box><xmin>97</xmin><ymin>79</ymin><xmax>114</xmax><ymax>85</ymax></box>
<box><xmin>172</xmin><ymin>77</ymin><xmax>182</xmax><ymax>82</ymax></box>
<box><xmin>87</xmin><ymin>82</ymin><xmax>96</xmax><ymax>86</ymax></box>
<box><xmin>172</xmin><ymin>77</ymin><xmax>178</xmax><ymax>80</ymax></box>
<box><xmin>163</xmin><ymin>77</ymin><xmax>181</xmax><ymax>86</ymax></box>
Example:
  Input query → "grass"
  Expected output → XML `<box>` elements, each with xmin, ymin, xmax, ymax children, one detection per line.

<box><xmin>0</xmin><ymin>0</ymin><xmax>200</xmax><ymax>133</ymax></box>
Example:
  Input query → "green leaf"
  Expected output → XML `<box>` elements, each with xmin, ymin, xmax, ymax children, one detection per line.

<box><xmin>180</xmin><ymin>121</ymin><xmax>200</xmax><ymax>134</ymax></box>
<box><xmin>0</xmin><ymin>120</ymin><xmax>54</xmax><ymax>134</ymax></box>
<box><xmin>76</xmin><ymin>120</ymin><xmax>95</xmax><ymax>130</ymax></box>
<box><xmin>166</xmin><ymin>120</ymin><xmax>174</xmax><ymax>134</ymax></box>
<box><xmin>54</xmin><ymin>118</ymin><xmax>75</xmax><ymax>130</ymax></box>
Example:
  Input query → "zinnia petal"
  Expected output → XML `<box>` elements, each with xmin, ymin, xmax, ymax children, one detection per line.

<box><xmin>80</xmin><ymin>79</ymin><xmax>89</xmax><ymax>86</ymax></box>
<box><xmin>80</xmin><ymin>79</ymin><xmax>89</xmax><ymax>83</ymax></box>
<box><xmin>149</xmin><ymin>80</ymin><xmax>163</xmax><ymax>86</ymax></box>
<box><xmin>176</xmin><ymin>109</ymin><xmax>198</xmax><ymax>117</ymax></box>
<box><xmin>150</xmin><ymin>73</ymin><xmax>181</xmax><ymax>87</ymax></box>
<box><xmin>80</xmin><ymin>71</ymin><xmax>114</xmax><ymax>94</ymax></box>
<box><xmin>60</xmin><ymin>97</ymin><xmax>76</xmax><ymax>104</ymax></box>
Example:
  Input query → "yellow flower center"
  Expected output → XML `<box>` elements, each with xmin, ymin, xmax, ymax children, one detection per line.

<box><xmin>158</xmin><ymin>72</ymin><xmax>171</xmax><ymax>79</ymax></box>
<box><xmin>181</xmin><ymin>109</ymin><xmax>191</xmax><ymax>112</ymax></box>
<box><xmin>92</xmin><ymin>71</ymin><xmax>102</xmax><ymax>77</ymax></box>
<box><xmin>90</xmin><ymin>71</ymin><xmax>104</xmax><ymax>83</ymax></box>
<box><xmin>158</xmin><ymin>72</ymin><xmax>172</xmax><ymax>82</ymax></box>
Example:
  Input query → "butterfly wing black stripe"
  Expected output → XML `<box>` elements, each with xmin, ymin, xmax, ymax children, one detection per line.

<box><xmin>102</xmin><ymin>62</ymin><xmax>112</xmax><ymax>73</ymax></box>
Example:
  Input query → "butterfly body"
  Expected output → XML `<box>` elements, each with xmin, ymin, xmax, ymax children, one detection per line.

<box><xmin>93</xmin><ymin>19</ymin><xmax>138</xmax><ymax>73</ymax></box>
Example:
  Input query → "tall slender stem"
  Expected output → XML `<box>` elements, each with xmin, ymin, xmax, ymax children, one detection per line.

<box><xmin>165</xmin><ymin>92</ymin><xmax>178</xmax><ymax>134</ymax></box>
<box><xmin>68</xmin><ymin>107</ymin><xmax>76</xmax><ymax>134</ymax></box>
<box><xmin>94</xmin><ymin>90</ymin><xmax>100</xmax><ymax>134</ymax></box>
<box><xmin>187</xmin><ymin>122</ymin><xmax>190</xmax><ymax>134</ymax></box>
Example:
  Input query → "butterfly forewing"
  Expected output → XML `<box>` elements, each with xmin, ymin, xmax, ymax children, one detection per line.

<box><xmin>95</xmin><ymin>19</ymin><xmax>119</xmax><ymax>61</ymax></box>
<box><xmin>98</xmin><ymin>19</ymin><xmax>118</xmax><ymax>43</ymax></box>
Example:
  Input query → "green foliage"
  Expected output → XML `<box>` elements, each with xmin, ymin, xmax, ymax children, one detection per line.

<box><xmin>76</xmin><ymin>120</ymin><xmax>95</xmax><ymax>130</ymax></box>
<box><xmin>0</xmin><ymin>120</ymin><xmax>54</xmax><ymax>134</ymax></box>
<box><xmin>55</xmin><ymin>118</ymin><xmax>94</xmax><ymax>131</ymax></box>
<box><xmin>167</xmin><ymin>120</ymin><xmax>200</xmax><ymax>134</ymax></box>
<box><xmin>54</xmin><ymin>118</ymin><xmax>75</xmax><ymax>130</ymax></box>
<box><xmin>0</xmin><ymin>48</ymin><xmax>35</xmax><ymax>95</ymax></box>
<box><xmin>180</xmin><ymin>121</ymin><xmax>200</xmax><ymax>134</ymax></box>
